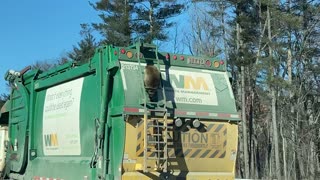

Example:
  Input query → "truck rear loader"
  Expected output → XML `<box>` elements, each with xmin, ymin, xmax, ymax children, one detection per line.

<box><xmin>0</xmin><ymin>42</ymin><xmax>240</xmax><ymax>180</ymax></box>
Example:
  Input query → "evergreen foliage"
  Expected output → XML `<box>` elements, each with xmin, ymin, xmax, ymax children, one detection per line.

<box><xmin>91</xmin><ymin>0</ymin><xmax>134</xmax><ymax>46</ymax></box>
<box><xmin>91</xmin><ymin>0</ymin><xmax>185</xmax><ymax>45</ymax></box>
<box><xmin>68</xmin><ymin>24</ymin><xmax>97</xmax><ymax>63</ymax></box>
<box><xmin>132</xmin><ymin>0</ymin><xmax>185</xmax><ymax>43</ymax></box>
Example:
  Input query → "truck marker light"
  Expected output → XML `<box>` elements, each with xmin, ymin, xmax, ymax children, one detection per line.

<box><xmin>205</xmin><ymin>60</ymin><xmax>211</xmax><ymax>67</ymax></box>
<box><xmin>213</xmin><ymin>61</ymin><xmax>220</xmax><ymax>68</ymax></box>
<box><xmin>126</xmin><ymin>51</ymin><xmax>133</xmax><ymax>59</ymax></box>
<box><xmin>180</xmin><ymin>56</ymin><xmax>184</xmax><ymax>61</ymax></box>
<box><xmin>220</xmin><ymin>60</ymin><xmax>225</xmax><ymax>65</ymax></box>
<box><xmin>135</xmin><ymin>52</ymin><xmax>143</xmax><ymax>58</ymax></box>
<box><xmin>114</xmin><ymin>51</ymin><xmax>118</xmax><ymax>55</ymax></box>
<box><xmin>173</xmin><ymin>55</ymin><xmax>177</xmax><ymax>60</ymax></box>
<box><xmin>120</xmin><ymin>49</ymin><xmax>126</xmax><ymax>54</ymax></box>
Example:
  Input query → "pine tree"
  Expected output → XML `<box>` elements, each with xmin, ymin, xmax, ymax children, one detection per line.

<box><xmin>91</xmin><ymin>0</ymin><xmax>134</xmax><ymax>46</ymax></box>
<box><xmin>132</xmin><ymin>0</ymin><xmax>184</xmax><ymax>43</ymax></box>
<box><xmin>68</xmin><ymin>24</ymin><xmax>97</xmax><ymax>63</ymax></box>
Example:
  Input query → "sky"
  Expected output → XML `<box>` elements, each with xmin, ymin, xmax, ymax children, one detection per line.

<box><xmin>0</xmin><ymin>1</ymin><xmax>193</xmax><ymax>95</ymax></box>
<box><xmin>0</xmin><ymin>0</ymin><xmax>100</xmax><ymax>94</ymax></box>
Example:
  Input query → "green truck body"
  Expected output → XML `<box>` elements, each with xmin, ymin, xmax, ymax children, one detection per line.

<box><xmin>1</xmin><ymin>42</ymin><xmax>239</xmax><ymax>180</ymax></box>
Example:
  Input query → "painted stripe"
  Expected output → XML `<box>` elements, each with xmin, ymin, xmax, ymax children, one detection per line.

<box><xmin>209</xmin><ymin>113</ymin><xmax>218</xmax><ymax>117</ymax></box>
<box><xmin>223</xmin><ymin>140</ymin><xmax>227</xmax><ymax>147</ymax></box>
<box><xmin>169</xmin><ymin>149</ymin><xmax>175</xmax><ymax>157</ymax></box>
<box><xmin>196</xmin><ymin>112</ymin><xmax>209</xmax><ymax>116</ymax></box>
<box><xmin>138</xmin><ymin>151</ymin><xmax>143</xmax><ymax>157</ymax></box>
<box><xmin>124</xmin><ymin>107</ymin><xmax>139</xmax><ymax>112</ymax></box>
<box><xmin>137</xmin><ymin>132</ymin><xmax>141</xmax><ymax>140</ymax></box>
<box><xmin>136</xmin><ymin>144</ymin><xmax>141</xmax><ymax>151</ymax></box>
<box><xmin>150</xmin><ymin>152</ymin><xmax>156</xmax><ymax>157</ymax></box>
<box><xmin>186</xmin><ymin>111</ymin><xmax>196</xmax><ymax>116</ymax></box>
<box><xmin>214</xmin><ymin>124</ymin><xmax>224</xmax><ymax>132</ymax></box>
<box><xmin>230</xmin><ymin>114</ymin><xmax>240</xmax><ymax>118</ymax></box>
<box><xmin>219</xmin><ymin>151</ymin><xmax>226</xmax><ymax>158</ymax></box>
<box><xmin>210</xmin><ymin>150</ymin><xmax>219</xmax><ymax>158</ymax></box>
<box><xmin>175</xmin><ymin>111</ymin><xmax>186</xmax><ymax>115</ymax></box>
<box><xmin>200</xmin><ymin>150</ymin><xmax>211</xmax><ymax>158</ymax></box>
<box><xmin>206</xmin><ymin>124</ymin><xmax>214</xmax><ymax>131</ymax></box>
<box><xmin>183</xmin><ymin>149</ymin><xmax>192</xmax><ymax>157</ymax></box>
<box><xmin>190</xmin><ymin>149</ymin><xmax>201</xmax><ymax>158</ymax></box>
<box><xmin>124</xmin><ymin>107</ymin><xmax>237</xmax><ymax>119</ymax></box>
<box><xmin>218</xmin><ymin>113</ymin><xmax>231</xmax><ymax>118</ymax></box>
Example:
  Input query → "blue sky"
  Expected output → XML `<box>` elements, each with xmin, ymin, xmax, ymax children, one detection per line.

<box><xmin>0</xmin><ymin>0</ymin><xmax>100</xmax><ymax>94</ymax></box>
<box><xmin>0</xmin><ymin>1</ymin><xmax>193</xmax><ymax>95</ymax></box>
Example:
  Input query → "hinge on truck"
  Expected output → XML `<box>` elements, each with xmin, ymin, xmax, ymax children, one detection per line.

<box><xmin>136</xmin><ymin>41</ymin><xmax>169</xmax><ymax>173</ymax></box>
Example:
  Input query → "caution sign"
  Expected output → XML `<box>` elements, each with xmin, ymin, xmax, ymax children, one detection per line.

<box><xmin>168</xmin><ymin>123</ymin><xmax>227</xmax><ymax>158</ymax></box>
<box><xmin>135</xmin><ymin>121</ymin><xmax>227</xmax><ymax>159</ymax></box>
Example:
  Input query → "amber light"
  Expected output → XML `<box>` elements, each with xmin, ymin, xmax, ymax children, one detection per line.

<box><xmin>126</xmin><ymin>51</ymin><xmax>133</xmax><ymax>59</ymax></box>
<box><xmin>213</xmin><ymin>61</ymin><xmax>220</xmax><ymax>68</ymax></box>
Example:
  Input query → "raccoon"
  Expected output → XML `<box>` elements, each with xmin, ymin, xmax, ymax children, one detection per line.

<box><xmin>144</xmin><ymin>65</ymin><xmax>161</xmax><ymax>101</ymax></box>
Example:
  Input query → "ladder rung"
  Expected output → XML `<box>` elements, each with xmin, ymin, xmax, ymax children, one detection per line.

<box><xmin>147</xmin><ymin>157</ymin><xmax>167</xmax><ymax>160</ymax></box>
<box><xmin>150</xmin><ymin>134</ymin><xmax>162</xmax><ymax>136</ymax></box>
<box><xmin>148</xmin><ymin>149</ymin><xmax>165</xmax><ymax>152</ymax></box>
<box><xmin>148</xmin><ymin>141</ymin><xmax>167</xmax><ymax>144</ymax></box>
<box><xmin>147</xmin><ymin>125</ymin><xmax>172</xmax><ymax>129</ymax></box>
<box><xmin>147</xmin><ymin>108</ymin><xmax>167</xmax><ymax>112</ymax></box>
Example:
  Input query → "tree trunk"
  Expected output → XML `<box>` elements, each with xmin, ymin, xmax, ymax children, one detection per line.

<box><xmin>237</xmin><ymin>21</ymin><xmax>250</xmax><ymax>178</ymax></box>
<box><xmin>280</xmin><ymin>113</ymin><xmax>287</xmax><ymax>180</ymax></box>
<box><xmin>148</xmin><ymin>1</ymin><xmax>154</xmax><ymax>43</ymax></box>
<box><xmin>267</xmin><ymin>6</ymin><xmax>281</xmax><ymax>180</ymax></box>
<box><xmin>307</xmin><ymin>97</ymin><xmax>315</xmax><ymax>179</ymax></box>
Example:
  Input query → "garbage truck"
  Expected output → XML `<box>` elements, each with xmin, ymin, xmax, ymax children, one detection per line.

<box><xmin>0</xmin><ymin>41</ymin><xmax>240</xmax><ymax>180</ymax></box>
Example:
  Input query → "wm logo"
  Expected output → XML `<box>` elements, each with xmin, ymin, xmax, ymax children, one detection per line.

<box><xmin>44</xmin><ymin>133</ymin><xmax>59</xmax><ymax>147</ymax></box>
<box><xmin>171</xmin><ymin>75</ymin><xmax>209</xmax><ymax>90</ymax></box>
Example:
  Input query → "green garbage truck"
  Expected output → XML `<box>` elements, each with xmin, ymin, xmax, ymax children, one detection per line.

<box><xmin>0</xmin><ymin>42</ymin><xmax>240</xmax><ymax>180</ymax></box>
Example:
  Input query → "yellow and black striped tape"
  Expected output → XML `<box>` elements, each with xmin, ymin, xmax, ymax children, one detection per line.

<box><xmin>136</xmin><ymin>122</ymin><xmax>227</xmax><ymax>158</ymax></box>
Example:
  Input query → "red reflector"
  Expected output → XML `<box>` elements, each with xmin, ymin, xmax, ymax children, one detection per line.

<box><xmin>114</xmin><ymin>51</ymin><xmax>118</xmax><ymax>55</ymax></box>
<box><xmin>180</xmin><ymin>56</ymin><xmax>184</xmax><ymax>61</ymax></box>
<box><xmin>120</xmin><ymin>49</ymin><xmax>126</xmax><ymax>54</ymax></box>
<box><xmin>220</xmin><ymin>60</ymin><xmax>225</xmax><ymax>65</ymax></box>
<box><xmin>173</xmin><ymin>55</ymin><xmax>177</xmax><ymax>60</ymax></box>
<box><xmin>124</xmin><ymin>108</ymin><xmax>139</xmax><ymax>112</ymax></box>
<box><xmin>205</xmin><ymin>60</ymin><xmax>211</xmax><ymax>66</ymax></box>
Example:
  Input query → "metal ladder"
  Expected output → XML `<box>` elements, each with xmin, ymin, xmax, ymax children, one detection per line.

<box><xmin>136</xmin><ymin>42</ymin><xmax>169</xmax><ymax>173</ymax></box>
